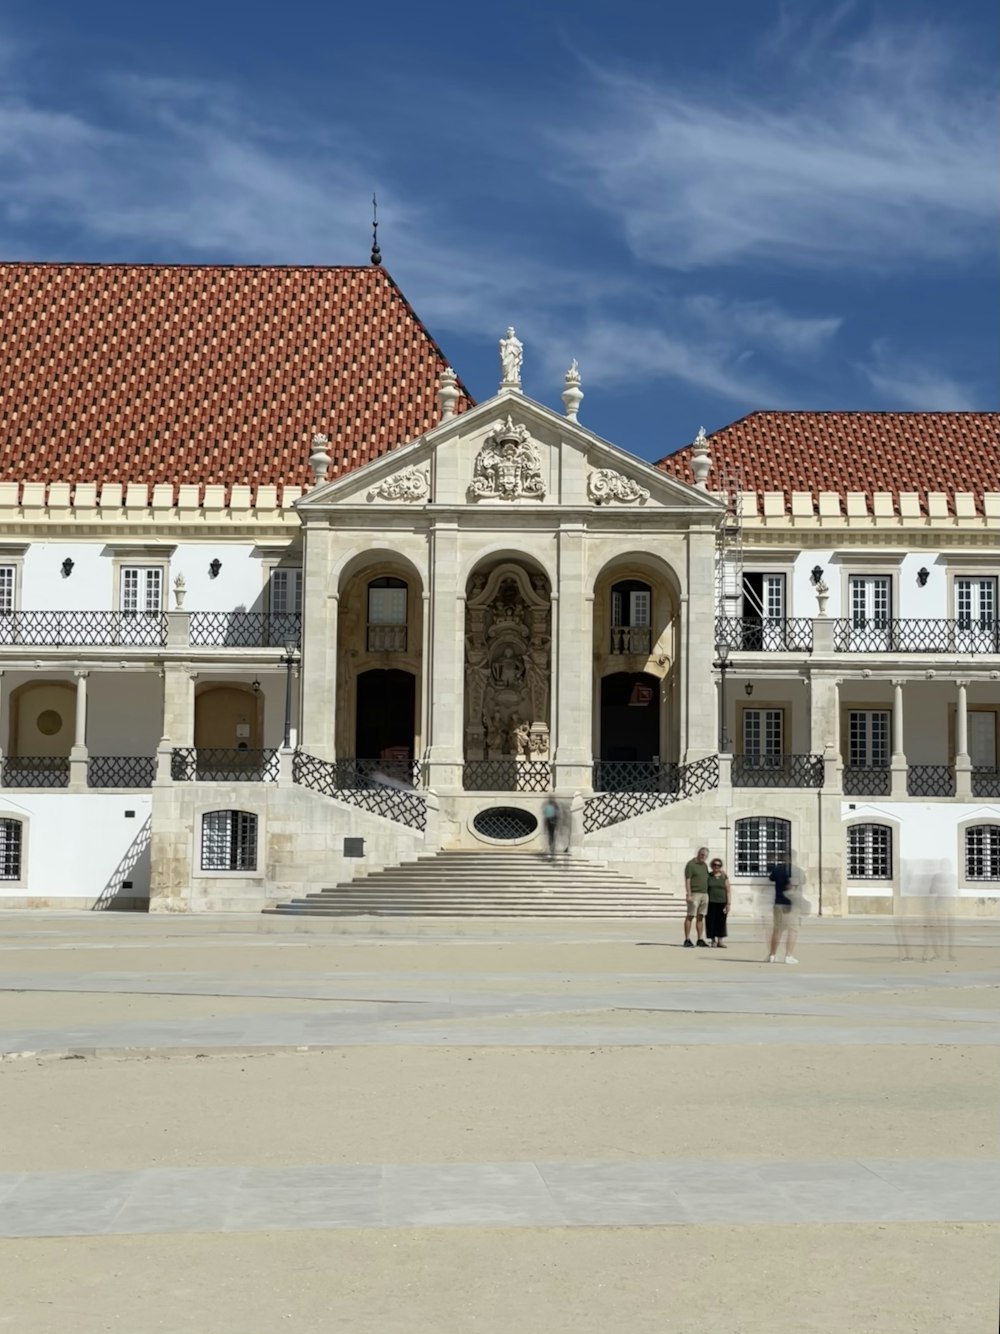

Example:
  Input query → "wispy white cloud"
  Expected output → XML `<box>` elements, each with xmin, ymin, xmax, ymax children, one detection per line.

<box><xmin>857</xmin><ymin>340</ymin><xmax>980</xmax><ymax>411</ymax></box>
<box><xmin>551</xmin><ymin>17</ymin><xmax>997</xmax><ymax>272</ymax></box>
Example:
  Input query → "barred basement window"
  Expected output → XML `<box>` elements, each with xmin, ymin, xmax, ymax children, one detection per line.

<box><xmin>200</xmin><ymin>810</ymin><xmax>258</xmax><ymax>872</ymax></box>
<box><xmin>965</xmin><ymin>825</ymin><xmax>1000</xmax><ymax>882</ymax></box>
<box><xmin>847</xmin><ymin>823</ymin><xmax>892</xmax><ymax>880</ymax></box>
<box><xmin>735</xmin><ymin>816</ymin><xmax>790</xmax><ymax>876</ymax></box>
<box><xmin>0</xmin><ymin>818</ymin><xmax>23</xmax><ymax>880</ymax></box>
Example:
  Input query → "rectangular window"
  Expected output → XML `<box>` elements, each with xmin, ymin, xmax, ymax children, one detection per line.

<box><xmin>629</xmin><ymin>590</ymin><xmax>650</xmax><ymax>627</ymax></box>
<box><xmin>269</xmin><ymin>568</ymin><xmax>303</xmax><ymax>615</ymax></box>
<box><xmin>742</xmin><ymin>573</ymin><xmax>786</xmax><ymax>620</ymax></box>
<box><xmin>956</xmin><ymin>577</ymin><xmax>997</xmax><ymax>651</ymax></box>
<box><xmin>368</xmin><ymin>585</ymin><xmax>407</xmax><ymax>625</ymax></box>
<box><xmin>742</xmin><ymin>708</ymin><xmax>784</xmax><ymax>762</ymax></box>
<box><xmin>0</xmin><ymin>565</ymin><xmax>14</xmax><ymax>614</ymax></box>
<box><xmin>965</xmin><ymin>826</ymin><xmax>1000</xmax><ymax>881</ymax></box>
<box><xmin>200</xmin><ymin>811</ymin><xmax>258</xmax><ymax>872</ymax></box>
<box><xmin>847</xmin><ymin>575</ymin><xmax>891</xmax><ymax>650</ymax></box>
<box><xmin>121</xmin><ymin>567</ymin><xmax>163</xmax><ymax>614</ymax></box>
<box><xmin>848</xmin><ymin>710</ymin><xmax>890</xmax><ymax>768</ymax></box>
<box><xmin>969</xmin><ymin>710</ymin><xmax>998</xmax><ymax>769</ymax></box>
<box><xmin>0</xmin><ymin>818</ymin><xmax>23</xmax><ymax>880</ymax></box>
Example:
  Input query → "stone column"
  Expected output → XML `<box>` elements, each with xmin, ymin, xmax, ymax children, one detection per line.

<box><xmin>890</xmin><ymin>678</ymin><xmax>907</xmax><ymax>798</ymax></box>
<box><xmin>423</xmin><ymin>521</ymin><xmax>464</xmax><ymax>791</ymax></box>
<box><xmin>954</xmin><ymin>679</ymin><xmax>972</xmax><ymax>799</ymax></box>
<box><xmin>69</xmin><ymin>669</ymin><xmax>90</xmax><ymax>789</ymax></box>
<box><xmin>298</xmin><ymin>524</ymin><xmax>337</xmax><ymax>760</ymax></box>
<box><xmin>162</xmin><ymin>663</ymin><xmax>196</xmax><ymax>747</ymax></box>
<box><xmin>552</xmin><ymin>524</ymin><xmax>593</xmax><ymax>792</ymax></box>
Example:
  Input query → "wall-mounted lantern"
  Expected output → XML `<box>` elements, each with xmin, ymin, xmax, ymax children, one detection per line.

<box><xmin>744</xmin><ymin>682</ymin><xmax>754</xmax><ymax>697</ymax></box>
<box><xmin>209</xmin><ymin>558</ymin><xmax>222</xmax><ymax>579</ymax></box>
<box><xmin>810</xmin><ymin>565</ymin><xmax>824</xmax><ymax>585</ymax></box>
<box><xmin>61</xmin><ymin>558</ymin><xmax>74</xmax><ymax>578</ymax></box>
<box><xmin>916</xmin><ymin>567</ymin><xmax>930</xmax><ymax>587</ymax></box>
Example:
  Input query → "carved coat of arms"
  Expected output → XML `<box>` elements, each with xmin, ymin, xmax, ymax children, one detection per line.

<box><xmin>469</xmin><ymin>417</ymin><xmax>545</xmax><ymax>501</ymax></box>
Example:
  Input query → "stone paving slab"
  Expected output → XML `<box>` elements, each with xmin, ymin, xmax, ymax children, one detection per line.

<box><xmin>1</xmin><ymin>1159</ymin><xmax>996</xmax><ymax>1237</ymax></box>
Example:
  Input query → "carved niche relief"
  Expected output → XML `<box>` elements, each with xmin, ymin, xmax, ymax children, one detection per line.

<box><xmin>464</xmin><ymin>564</ymin><xmax>551</xmax><ymax>761</ymax></box>
<box><xmin>469</xmin><ymin>417</ymin><xmax>546</xmax><ymax>502</ymax></box>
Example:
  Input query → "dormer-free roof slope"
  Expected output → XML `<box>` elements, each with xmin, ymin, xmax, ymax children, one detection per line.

<box><xmin>0</xmin><ymin>261</ymin><xmax>472</xmax><ymax>500</ymax></box>
<box><xmin>657</xmin><ymin>411</ymin><xmax>999</xmax><ymax>515</ymax></box>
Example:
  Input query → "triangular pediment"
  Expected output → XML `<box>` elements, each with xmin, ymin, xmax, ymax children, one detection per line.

<box><xmin>296</xmin><ymin>390</ymin><xmax>723</xmax><ymax>517</ymax></box>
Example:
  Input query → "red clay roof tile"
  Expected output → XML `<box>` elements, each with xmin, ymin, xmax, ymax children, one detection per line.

<box><xmin>0</xmin><ymin>262</ymin><xmax>472</xmax><ymax>502</ymax></box>
<box><xmin>657</xmin><ymin>411</ymin><xmax>999</xmax><ymax>515</ymax></box>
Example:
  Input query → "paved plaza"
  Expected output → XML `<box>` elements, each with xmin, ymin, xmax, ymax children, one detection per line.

<box><xmin>0</xmin><ymin>912</ymin><xmax>997</xmax><ymax>1333</ymax></box>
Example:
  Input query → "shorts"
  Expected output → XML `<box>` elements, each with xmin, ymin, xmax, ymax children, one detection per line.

<box><xmin>686</xmin><ymin>891</ymin><xmax>709</xmax><ymax>918</ymax></box>
<box><xmin>773</xmin><ymin>903</ymin><xmax>801</xmax><ymax>931</ymax></box>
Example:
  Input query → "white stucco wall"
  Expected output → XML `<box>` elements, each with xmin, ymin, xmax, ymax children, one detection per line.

<box><xmin>842</xmin><ymin>800</ymin><xmax>1000</xmax><ymax>900</ymax></box>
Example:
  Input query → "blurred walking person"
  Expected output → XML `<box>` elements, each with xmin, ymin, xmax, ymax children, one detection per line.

<box><xmin>767</xmin><ymin>855</ymin><xmax>801</xmax><ymax>964</ymax></box>
<box><xmin>542</xmin><ymin>794</ymin><xmax>560</xmax><ymax>860</ymax></box>
<box><xmin>706</xmin><ymin>858</ymin><xmax>731</xmax><ymax>947</ymax></box>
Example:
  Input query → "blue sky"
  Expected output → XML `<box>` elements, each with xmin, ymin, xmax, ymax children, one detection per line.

<box><xmin>0</xmin><ymin>0</ymin><xmax>996</xmax><ymax>459</ymax></box>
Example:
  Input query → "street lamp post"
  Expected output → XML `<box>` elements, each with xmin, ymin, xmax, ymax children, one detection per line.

<box><xmin>714</xmin><ymin>640</ymin><xmax>731</xmax><ymax>753</ymax></box>
<box><xmin>281</xmin><ymin>640</ymin><xmax>300</xmax><ymax>750</ymax></box>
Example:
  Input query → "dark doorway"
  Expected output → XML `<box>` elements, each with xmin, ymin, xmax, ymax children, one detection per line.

<box><xmin>600</xmin><ymin>672</ymin><xmax>660</xmax><ymax>761</ymax></box>
<box><xmin>355</xmin><ymin>669</ymin><xmax>415</xmax><ymax>759</ymax></box>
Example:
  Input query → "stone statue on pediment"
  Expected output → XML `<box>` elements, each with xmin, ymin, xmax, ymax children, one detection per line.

<box><xmin>499</xmin><ymin>327</ymin><xmax>523</xmax><ymax>388</ymax></box>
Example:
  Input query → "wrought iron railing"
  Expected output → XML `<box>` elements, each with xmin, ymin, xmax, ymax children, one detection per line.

<box><xmin>188</xmin><ymin>612</ymin><xmax>301</xmax><ymax>648</ymax></box>
<box><xmin>323</xmin><ymin>757</ymin><xmax>422</xmax><ymax>789</ymax></box>
<box><xmin>170</xmin><ymin>748</ymin><xmax>279</xmax><ymax>782</ymax></box>
<box><xmin>972</xmin><ymin>767</ymin><xmax>1000</xmax><ymax>798</ymax></box>
<box><xmin>714</xmin><ymin>617</ymin><xmax>813</xmax><ymax>652</ymax></box>
<box><xmin>834</xmin><ymin>618</ymin><xmax>1000</xmax><ymax>653</ymax></box>
<box><xmin>906</xmin><ymin>765</ymin><xmax>955</xmax><ymax>798</ymax></box>
<box><xmin>87</xmin><ymin>756</ymin><xmax>156</xmax><ymax>788</ymax></box>
<box><xmin>462</xmin><ymin>759</ymin><xmax>552</xmax><ymax>792</ymax></box>
<box><xmin>592</xmin><ymin>759</ymin><xmax>680</xmax><ymax>793</ymax></box>
<box><xmin>609</xmin><ymin>625</ymin><xmax>652</xmax><ymax>655</ymax></box>
<box><xmin>0</xmin><ymin>610</ymin><xmax>168</xmax><ymax>647</ymax></box>
<box><xmin>732</xmin><ymin>754</ymin><xmax>824</xmax><ymax>788</ymax></box>
<box><xmin>293</xmin><ymin>750</ymin><xmax>427</xmax><ymax>829</ymax></box>
<box><xmin>1</xmin><ymin>756</ymin><xmax>70</xmax><ymax>787</ymax></box>
<box><xmin>583</xmin><ymin>754</ymin><xmax>719</xmax><ymax>833</ymax></box>
<box><xmin>842</xmin><ymin>765</ymin><xmax>891</xmax><ymax>796</ymax></box>
<box><xmin>366</xmin><ymin>623</ymin><xmax>407</xmax><ymax>653</ymax></box>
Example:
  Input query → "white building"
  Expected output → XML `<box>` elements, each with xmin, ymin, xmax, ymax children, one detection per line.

<box><xmin>0</xmin><ymin>261</ymin><xmax>997</xmax><ymax>916</ymax></box>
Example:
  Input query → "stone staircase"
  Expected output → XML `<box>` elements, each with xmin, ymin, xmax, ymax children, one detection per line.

<box><xmin>264</xmin><ymin>851</ymin><xmax>684</xmax><ymax>918</ymax></box>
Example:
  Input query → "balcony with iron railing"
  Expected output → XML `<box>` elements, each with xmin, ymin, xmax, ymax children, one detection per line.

<box><xmin>714</xmin><ymin>617</ymin><xmax>814</xmax><ymax>652</ymax></box>
<box><xmin>0</xmin><ymin>611</ymin><xmax>301</xmax><ymax>650</ymax></box>
<box><xmin>732</xmin><ymin>754</ymin><xmax>824</xmax><ymax>788</ymax></box>
<box><xmin>833</xmin><ymin>618</ymin><xmax>1000</xmax><ymax>654</ymax></box>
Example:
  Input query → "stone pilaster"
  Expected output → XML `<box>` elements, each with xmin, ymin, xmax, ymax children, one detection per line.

<box><xmin>685</xmin><ymin>525</ymin><xmax>717</xmax><ymax>760</ymax></box>
<box><xmin>299</xmin><ymin>524</ymin><xmax>337</xmax><ymax>759</ymax></box>
<box><xmin>423</xmin><ymin>521</ymin><xmax>464</xmax><ymax>791</ymax></box>
<box><xmin>552</xmin><ymin>524</ymin><xmax>593</xmax><ymax>792</ymax></box>
<box><xmin>162</xmin><ymin>663</ymin><xmax>196</xmax><ymax>746</ymax></box>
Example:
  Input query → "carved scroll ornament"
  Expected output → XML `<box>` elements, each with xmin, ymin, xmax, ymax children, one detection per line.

<box><xmin>367</xmin><ymin>466</ymin><xmax>430</xmax><ymax>503</ymax></box>
<box><xmin>587</xmin><ymin>468</ymin><xmax>650</xmax><ymax>506</ymax></box>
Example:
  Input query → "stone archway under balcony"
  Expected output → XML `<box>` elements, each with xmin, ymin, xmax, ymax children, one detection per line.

<box><xmin>336</xmin><ymin>552</ymin><xmax>425</xmax><ymax>767</ymax></box>
<box><xmin>592</xmin><ymin>553</ymin><xmax>681</xmax><ymax>790</ymax></box>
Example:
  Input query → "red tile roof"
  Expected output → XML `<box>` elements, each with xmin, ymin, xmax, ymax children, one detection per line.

<box><xmin>657</xmin><ymin>411</ymin><xmax>999</xmax><ymax>514</ymax></box>
<box><xmin>0</xmin><ymin>262</ymin><xmax>472</xmax><ymax>501</ymax></box>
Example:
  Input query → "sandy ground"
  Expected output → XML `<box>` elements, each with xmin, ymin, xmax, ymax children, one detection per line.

<box><xmin>2</xmin><ymin>1044</ymin><xmax>996</xmax><ymax>1172</ymax></box>
<box><xmin>2</xmin><ymin>1224</ymin><xmax>996</xmax><ymax>1334</ymax></box>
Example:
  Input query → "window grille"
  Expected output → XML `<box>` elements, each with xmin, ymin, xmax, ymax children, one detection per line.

<box><xmin>200</xmin><ymin>810</ymin><xmax>258</xmax><ymax>872</ymax></box>
<box><xmin>0</xmin><ymin>818</ymin><xmax>23</xmax><ymax>879</ymax></box>
<box><xmin>965</xmin><ymin>825</ymin><xmax>1000</xmax><ymax>882</ymax></box>
<box><xmin>847</xmin><ymin>823</ymin><xmax>892</xmax><ymax>879</ymax></box>
<box><xmin>734</xmin><ymin>816</ymin><xmax>790</xmax><ymax>876</ymax></box>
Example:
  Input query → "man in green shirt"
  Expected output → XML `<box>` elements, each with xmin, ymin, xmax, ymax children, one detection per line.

<box><xmin>683</xmin><ymin>846</ymin><xmax>711</xmax><ymax>947</ymax></box>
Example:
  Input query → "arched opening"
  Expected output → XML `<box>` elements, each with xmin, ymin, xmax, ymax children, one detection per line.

<box><xmin>598</xmin><ymin>672</ymin><xmax>661</xmax><ymax>788</ymax></box>
<box><xmin>355</xmin><ymin>668</ymin><xmax>416</xmax><ymax>763</ymax></box>
<box><xmin>7</xmin><ymin>681</ymin><xmax>75</xmax><ymax>758</ymax></box>
<box><xmin>194</xmin><ymin>684</ymin><xmax>263</xmax><ymax>751</ymax></box>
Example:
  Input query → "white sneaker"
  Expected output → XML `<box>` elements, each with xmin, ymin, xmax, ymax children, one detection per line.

<box><xmin>785</xmin><ymin>956</ymin><xmax>799</xmax><ymax>965</ymax></box>
<box><xmin>767</xmin><ymin>954</ymin><xmax>777</xmax><ymax>963</ymax></box>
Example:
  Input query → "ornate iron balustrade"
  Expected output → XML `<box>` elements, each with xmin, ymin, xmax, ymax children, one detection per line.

<box><xmin>292</xmin><ymin>750</ymin><xmax>427</xmax><ymax>830</ymax></box>
<box><xmin>906</xmin><ymin>765</ymin><xmax>955</xmax><ymax>798</ymax></box>
<box><xmin>583</xmin><ymin>754</ymin><xmax>719</xmax><ymax>833</ymax></box>
<box><xmin>463</xmin><ymin>759</ymin><xmax>552</xmax><ymax>793</ymax></box>
<box><xmin>170</xmin><ymin>748</ymin><xmax>279</xmax><ymax>782</ymax></box>
<box><xmin>324</xmin><ymin>757</ymin><xmax>422</xmax><ymax>789</ymax></box>
<box><xmin>609</xmin><ymin>625</ymin><xmax>652</xmax><ymax>655</ymax></box>
<box><xmin>714</xmin><ymin>617</ymin><xmax>813</xmax><ymax>652</ymax></box>
<box><xmin>1</xmin><ymin>756</ymin><xmax>70</xmax><ymax>787</ymax></box>
<box><xmin>592</xmin><ymin>759</ymin><xmax>680</xmax><ymax>793</ymax></box>
<box><xmin>188</xmin><ymin>612</ymin><xmax>301</xmax><ymax>648</ymax></box>
<box><xmin>0</xmin><ymin>611</ymin><xmax>167</xmax><ymax>648</ymax></box>
<box><xmin>834</xmin><ymin>618</ymin><xmax>1000</xmax><ymax>653</ymax></box>
<box><xmin>87</xmin><ymin>756</ymin><xmax>156</xmax><ymax>788</ymax></box>
<box><xmin>366</xmin><ymin>623</ymin><xmax>407</xmax><ymax>653</ymax></box>
<box><xmin>972</xmin><ymin>768</ymin><xmax>1000</xmax><ymax>798</ymax></box>
<box><xmin>732</xmin><ymin>754</ymin><xmax>824</xmax><ymax>788</ymax></box>
<box><xmin>843</xmin><ymin>765</ymin><xmax>891</xmax><ymax>796</ymax></box>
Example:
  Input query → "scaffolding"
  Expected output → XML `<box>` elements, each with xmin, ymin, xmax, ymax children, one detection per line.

<box><xmin>715</xmin><ymin>470</ymin><xmax>746</xmax><ymax>621</ymax></box>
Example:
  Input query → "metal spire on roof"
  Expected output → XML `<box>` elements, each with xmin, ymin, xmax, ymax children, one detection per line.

<box><xmin>371</xmin><ymin>193</ymin><xmax>382</xmax><ymax>266</ymax></box>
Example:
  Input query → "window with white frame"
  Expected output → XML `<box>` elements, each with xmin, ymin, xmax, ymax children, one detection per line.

<box><xmin>965</xmin><ymin>825</ymin><xmax>1000</xmax><ymax>882</ymax></box>
<box><xmin>0</xmin><ymin>565</ymin><xmax>15</xmax><ymax>614</ymax></box>
<box><xmin>847</xmin><ymin>824</ymin><xmax>892</xmax><ymax>880</ymax></box>
<box><xmin>0</xmin><ymin>818</ymin><xmax>23</xmax><ymax>880</ymax></box>
<box><xmin>849</xmin><ymin>575</ymin><xmax>891</xmax><ymax>625</ymax></box>
<box><xmin>121</xmin><ymin>566</ymin><xmax>163</xmax><ymax>614</ymax></box>
<box><xmin>200</xmin><ymin>810</ymin><xmax>258</xmax><ymax>872</ymax></box>
<box><xmin>268</xmin><ymin>568</ymin><xmax>303</xmax><ymax>616</ymax></box>
<box><xmin>735</xmin><ymin>816</ymin><xmax>790</xmax><ymax>876</ymax></box>
<box><xmin>956</xmin><ymin>577</ymin><xmax>996</xmax><ymax>628</ymax></box>
<box><xmin>848</xmin><ymin>710</ymin><xmax>890</xmax><ymax>769</ymax></box>
<box><xmin>742</xmin><ymin>573</ymin><xmax>785</xmax><ymax>620</ymax></box>
<box><xmin>742</xmin><ymin>708</ymin><xmax>784</xmax><ymax>764</ymax></box>
<box><xmin>611</xmin><ymin>581</ymin><xmax>652</xmax><ymax>627</ymax></box>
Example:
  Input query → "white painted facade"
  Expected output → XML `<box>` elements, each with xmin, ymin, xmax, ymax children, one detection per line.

<box><xmin>0</xmin><ymin>369</ymin><xmax>997</xmax><ymax>916</ymax></box>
